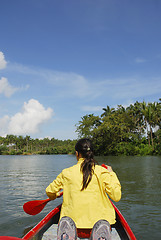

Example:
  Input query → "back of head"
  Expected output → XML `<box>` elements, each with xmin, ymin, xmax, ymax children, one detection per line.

<box><xmin>75</xmin><ymin>138</ymin><xmax>95</xmax><ymax>190</ymax></box>
<box><xmin>75</xmin><ymin>138</ymin><xmax>94</xmax><ymax>158</ymax></box>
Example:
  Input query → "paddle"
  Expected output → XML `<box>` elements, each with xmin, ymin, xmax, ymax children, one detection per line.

<box><xmin>23</xmin><ymin>191</ymin><xmax>63</xmax><ymax>215</ymax></box>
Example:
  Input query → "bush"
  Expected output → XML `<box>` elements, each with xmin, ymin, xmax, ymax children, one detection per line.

<box><xmin>113</xmin><ymin>142</ymin><xmax>139</xmax><ymax>156</ymax></box>
<box><xmin>0</xmin><ymin>145</ymin><xmax>8</xmax><ymax>155</ymax></box>
<box><xmin>138</xmin><ymin>144</ymin><xmax>154</xmax><ymax>155</ymax></box>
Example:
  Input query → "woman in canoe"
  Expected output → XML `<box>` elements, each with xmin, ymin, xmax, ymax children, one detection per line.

<box><xmin>46</xmin><ymin>138</ymin><xmax>121</xmax><ymax>240</ymax></box>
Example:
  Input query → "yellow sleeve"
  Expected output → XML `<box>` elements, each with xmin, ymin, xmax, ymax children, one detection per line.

<box><xmin>103</xmin><ymin>171</ymin><xmax>121</xmax><ymax>202</ymax></box>
<box><xmin>46</xmin><ymin>172</ymin><xmax>64</xmax><ymax>200</ymax></box>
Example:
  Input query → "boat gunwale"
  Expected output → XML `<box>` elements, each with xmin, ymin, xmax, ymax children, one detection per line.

<box><xmin>111</xmin><ymin>202</ymin><xmax>136</xmax><ymax>240</ymax></box>
<box><xmin>22</xmin><ymin>203</ymin><xmax>136</xmax><ymax>240</ymax></box>
<box><xmin>22</xmin><ymin>205</ymin><xmax>61</xmax><ymax>240</ymax></box>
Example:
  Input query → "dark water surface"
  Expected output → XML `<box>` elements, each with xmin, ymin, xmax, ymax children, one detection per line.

<box><xmin>0</xmin><ymin>155</ymin><xmax>161</xmax><ymax>239</ymax></box>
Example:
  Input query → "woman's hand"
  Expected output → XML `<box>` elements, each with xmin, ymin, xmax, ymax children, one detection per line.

<box><xmin>105</xmin><ymin>165</ymin><xmax>113</xmax><ymax>172</ymax></box>
<box><xmin>57</xmin><ymin>191</ymin><xmax>63</xmax><ymax>198</ymax></box>
<box><xmin>102</xmin><ymin>164</ymin><xmax>113</xmax><ymax>172</ymax></box>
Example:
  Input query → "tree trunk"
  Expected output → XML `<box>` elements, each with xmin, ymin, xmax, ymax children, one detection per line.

<box><xmin>150</xmin><ymin>126</ymin><xmax>154</xmax><ymax>147</ymax></box>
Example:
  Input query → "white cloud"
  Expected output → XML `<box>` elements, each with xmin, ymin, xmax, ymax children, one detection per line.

<box><xmin>0</xmin><ymin>99</ymin><xmax>53</xmax><ymax>136</ymax></box>
<box><xmin>19</xmin><ymin>84</ymin><xmax>30</xmax><ymax>91</ymax></box>
<box><xmin>0</xmin><ymin>52</ymin><xmax>7</xmax><ymax>69</ymax></box>
<box><xmin>81</xmin><ymin>105</ymin><xmax>103</xmax><ymax>112</ymax></box>
<box><xmin>43</xmin><ymin>70</ymin><xmax>91</xmax><ymax>98</ymax></box>
<box><xmin>7</xmin><ymin>62</ymin><xmax>161</xmax><ymax>102</ymax></box>
<box><xmin>8</xmin><ymin>63</ymin><xmax>92</xmax><ymax>98</ymax></box>
<box><xmin>0</xmin><ymin>77</ymin><xmax>30</xmax><ymax>98</ymax></box>
<box><xmin>0</xmin><ymin>77</ymin><xmax>18</xmax><ymax>97</ymax></box>
<box><xmin>135</xmin><ymin>57</ymin><xmax>147</xmax><ymax>63</ymax></box>
<box><xmin>93</xmin><ymin>76</ymin><xmax>161</xmax><ymax>101</ymax></box>
<box><xmin>8</xmin><ymin>99</ymin><xmax>53</xmax><ymax>135</ymax></box>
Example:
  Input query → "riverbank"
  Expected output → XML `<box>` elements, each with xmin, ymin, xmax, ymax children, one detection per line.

<box><xmin>1</xmin><ymin>134</ymin><xmax>161</xmax><ymax>156</ymax></box>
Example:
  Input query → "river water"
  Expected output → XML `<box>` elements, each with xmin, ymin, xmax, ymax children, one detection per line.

<box><xmin>0</xmin><ymin>155</ymin><xmax>161</xmax><ymax>239</ymax></box>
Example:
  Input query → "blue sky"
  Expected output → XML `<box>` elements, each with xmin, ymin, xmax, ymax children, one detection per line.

<box><xmin>0</xmin><ymin>0</ymin><xmax>161</xmax><ymax>140</ymax></box>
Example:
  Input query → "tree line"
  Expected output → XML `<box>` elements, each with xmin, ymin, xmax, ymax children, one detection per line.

<box><xmin>76</xmin><ymin>99</ymin><xmax>161</xmax><ymax>156</ymax></box>
<box><xmin>0</xmin><ymin>135</ymin><xmax>76</xmax><ymax>155</ymax></box>
<box><xmin>0</xmin><ymin>99</ymin><xmax>161</xmax><ymax>156</ymax></box>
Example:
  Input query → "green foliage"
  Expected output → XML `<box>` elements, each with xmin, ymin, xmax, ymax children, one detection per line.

<box><xmin>0</xmin><ymin>145</ymin><xmax>8</xmax><ymax>155</ymax></box>
<box><xmin>0</xmin><ymin>136</ymin><xmax>76</xmax><ymax>155</ymax></box>
<box><xmin>76</xmin><ymin>99</ymin><xmax>161</xmax><ymax>156</ymax></box>
<box><xmin>112</xmin><ymin>142</ymin><xmax>138</xmax><ymax>156</ymax></box>
<box><xmin>138</xmin><ymin>144</ymin><xmax>154</xmax><ymax>156</ymax></box>
<box><xmin>76</xmin><ymin>114</ymin><xmax>101</xmax><ymax>138</ymax></box>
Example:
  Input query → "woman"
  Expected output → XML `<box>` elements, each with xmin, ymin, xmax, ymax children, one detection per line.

<box><xmin>46</xmin><ymin>139</ymin><xmax>121</xmax><ymax>240</ymax></box>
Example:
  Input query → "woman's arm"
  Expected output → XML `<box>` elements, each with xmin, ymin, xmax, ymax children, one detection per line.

<box><xmin>103</xmin><ymin>167</ymin><xmax>121</xmax><ymax>202</ymax></box>
<box><xmin>46</xmin><ymin>172</ymin><xmax>64</xmax><ymax>200</ymax></box>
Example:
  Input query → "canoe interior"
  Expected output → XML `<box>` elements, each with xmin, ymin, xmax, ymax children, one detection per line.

<box><xmin>22</xmin><ymin>204</ymin><xmax>133</xmax><ymax>240</ymax></box>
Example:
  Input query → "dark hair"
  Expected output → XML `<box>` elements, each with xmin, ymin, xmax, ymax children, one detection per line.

<box><xmin>75</xmin><ymin>138</ymin><xmax>96</xmax><ymax>191</ymax></box>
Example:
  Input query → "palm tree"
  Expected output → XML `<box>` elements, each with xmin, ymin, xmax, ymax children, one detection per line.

<box><xmin>101</xmin><ymin>105</ymin><xmax>115</xmax><ymax>117</ymax></box>
<box><xmin>25</xmin><ymin>135</ymin><xmax>31</xmax><ymax>152</ymax></box>
<box><xmin>141</xmin><ymin>101</ymin><xmax>161</xmax><ymax>147</ymax></box>
<box><xmin>126</xmin><ymin>101</ymin><xmax>144</xmax><ymax>135</ymax></box>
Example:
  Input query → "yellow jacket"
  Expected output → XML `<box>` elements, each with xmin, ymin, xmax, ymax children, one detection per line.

<box><xmin>46</xmin><ymin>158</ymin><xmax>121</xmax><ymax>228</ymax></box>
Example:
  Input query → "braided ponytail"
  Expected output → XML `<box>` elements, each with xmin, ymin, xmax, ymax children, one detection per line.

<box><xmin>75</xmin><ymin>139</ymin><xmax>96</xmax><ymax>191</ymax></box>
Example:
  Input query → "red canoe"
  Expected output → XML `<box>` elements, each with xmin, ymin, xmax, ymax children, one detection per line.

<box><xmin>21</xmin><ymin>203</ymin><xmax>136</xmax><ymax>240</ymax></box>
<box><xmin>0</xmin><ymin>202</ymin><xmax>136</xmax><ymax>240</ymax></box>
